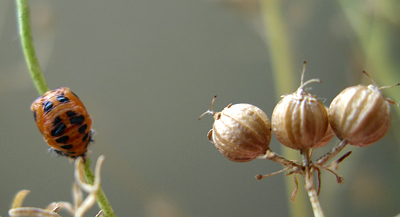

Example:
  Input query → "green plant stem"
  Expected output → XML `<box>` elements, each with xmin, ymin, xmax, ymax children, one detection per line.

<box><xmin>16</xmin><ymin>0</ymin><xmax>49</xmax><ymax>95</ymax></box>
<box><xmin>83</xmin><ymin>158</ymin><xmax>116</xmax><ymax>217</ymax></box>
<box><xmin>259</xmin><ymin>1</ymin><xmax>310</xmax><ymax>217</ymax></box>
<box><xmin>16</xmin><ymin>1</ymin><xmax>116</xmax><ymax>216</ymax></box>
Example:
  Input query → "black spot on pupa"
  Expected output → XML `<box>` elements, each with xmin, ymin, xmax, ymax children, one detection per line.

<box><xmin>56</xmin><ymin>136</ymin><xmax>69</xmax><ymax>143</ymax></box>
<box><xmin>53</xmin><ymin>116</ymin><xmax>62</xmax><ymax>126</ymax></box>
<box><xmin>57</xmin><ymin>95</ymin><xmax>69</xmax><ymax>103</ymax></box>
<box><xmin>33</xmin><ymin>111</ymin><xmax>37</xmax><ymax>122</ymax></box>
<box><xmin>78</xmin><ymin>124</ymin><xmax>88</xmax><ymax>134</ymax></box>
<box><xmin>86</xmin><ymin>132</ymin><xmax>93</xmax><ymax>146</ymax></box>
<box><xmin>66</xmin><ymin>111</ymin><xmax>77</xmax><ymax>117</ymax></box>
<box><xmin>70</xmin><ymin>115</ymin><xmax>85</xmax><ymax>125</ymax></box>
<box><xmin>82</xmin><ymin>132</ymin><xmax>88</xmax><ymax>142</ymax></box>
<box><xmin>51</xmin><ymin>123</ymin><xmax>66</xmax><ymax>136</ymax></box>
<box><xmin>44</xmin><ymin>101</ymin><xmax>53</xmax><ymax>113</ymax></box>
<box><xmin>61</xmin><ymin>144</ymin><xmax>73</xmax><ymax>149</ymax></box>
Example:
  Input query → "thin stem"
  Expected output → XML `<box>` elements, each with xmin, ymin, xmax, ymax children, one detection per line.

<box><xmin>259</xmin><ymin>1</ymin><xmax>309</xmax><ymax>216</ymax></box>
<box><xmin>305</xmin><ymin>172</ymin><xmax>324</xmax><ymax>217</ymax></box>
<box><xmin>15</xmin><ymin>0</ymin><xmax>49</xmax><ymax>95</ymax></box>
<box><xmin>302</xmin><ymin>149</ymin><xmax>325</xmax><ymax>217</ymax></box>
<box><xmin>259</xmin><ymin>0</ymin><xmax>296</xmax><ymax>95</ymax></box>
<box><xmin>255</xmin><ymin>166</ymin><xmax>291</xmax><ymax>181</ymax></box>
<box><xmin>83</xmin><ymin>158</ymin><xmax>116</xmax><ymax>217</ymax></box>
<box><xmin>259</xmin><ymin>149</ymin><xmax>302</xmax><ymax>170</ymax></box>
<box><xmin>16</xmin><ymin>1</ymin><xmax>116</xmax><ymax>216</ymax></box>
<box><xmin>315</xmin><ymin>140</ymin><xmax>348</xmax><ymax>165</ymax></box>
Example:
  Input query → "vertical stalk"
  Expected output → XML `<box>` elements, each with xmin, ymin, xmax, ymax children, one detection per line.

<box><xmin>302</xmin><ymin>149</ymin><xmax>325</xmax><ymax>217</ymax></box>
<box><xmin>16</xmin><ymin>1</ymin><xmax>117</xmax><ymax>216</ymax></box>
<box><xmin>83</xmin><ymin>159</ymin><xmax>116</xmax><ymax>217</ymax></box>
<box><xmin>259</xmin><ymin>0</ymin><xmax>310</xmax><ymax>216</ymax></box>
<box><xmin>259</xmin><ymin>0</ymin><xmax>296</xmax><ymax>95</ymax></box>
<box><xmin>15</xmin><ymin>0</ymin><xmax>49</xmax><ymax>95</ymax></box>
<box><xmin>305</xmin><ymin>171</ymin><xmax>324</xmax><ymax>217</ymax></box>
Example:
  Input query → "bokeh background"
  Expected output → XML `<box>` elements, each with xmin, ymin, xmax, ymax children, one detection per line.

<box><xmin>1</xmin><ymin>0</ymin><xmax>400</xmax><ymax>216</ymax></box>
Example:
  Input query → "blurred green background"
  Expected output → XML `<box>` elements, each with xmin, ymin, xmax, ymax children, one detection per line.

<box><xmin>1</xmin><ymin>0</ymin><xmax>400</xmax><ymax>216</ymax></box>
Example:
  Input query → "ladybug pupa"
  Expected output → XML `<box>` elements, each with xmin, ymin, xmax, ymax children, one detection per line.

<box><xmin>30</xmin><ymin>87</ymin><xmax>93</xmax><ymax>158</ymax></box>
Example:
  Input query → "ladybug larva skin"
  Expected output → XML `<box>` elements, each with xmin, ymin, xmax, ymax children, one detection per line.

<box><xmin>30</xmin><ymin>87</ymin><xmax>92</xmax><ymax>158</ymax></box>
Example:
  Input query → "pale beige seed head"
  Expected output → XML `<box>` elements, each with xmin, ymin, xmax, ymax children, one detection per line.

<box><xmin>313</xmin><ymin>125</ymin><xmax>335</xmax><ymax>149</ymax></box>
<box><xmin>313</xmin><ymin>107</ymin><xmax>335</xmax><ymax>148</ymax></box>
<box><xmin>329</xmin><ymin>84</ymin><xmax>391</xmax><ymax>147</ymax></box>
<box><xmin>272</xmin><ymin>90</ymin><xmax>329</xmax><ymax>150</ymax></box>
<box><xmin>271</xmin><ymin>62</ymin><xmax>329</xmax><ymax>150</ymax></box>
<box><xmin>205</xmin><ymin>102</ymin><xmax>272</xmax><ymax>162</ymax></box>
<box><xmin>313</xmin><ymin>122</ymin><xmax>335</xmax><ymax>149</ymax></box>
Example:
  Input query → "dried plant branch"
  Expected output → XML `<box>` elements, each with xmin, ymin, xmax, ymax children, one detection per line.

<box><xmin>258</xmin><ymin>149</ymin><xmax>302</xmax><ymax>171</ymax></box>
<box><xmin>302</xmin><ymin>149</ymin><xmax>325</xmax><ymax>217</ymax></box>
<box><xmin>315</xmin><ymin>140</ymin><xmax>348</xmax><ymax>165</ymax></box>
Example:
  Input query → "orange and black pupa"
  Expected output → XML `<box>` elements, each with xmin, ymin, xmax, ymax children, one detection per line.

<box><xmin>30</xmin><ymin>87</ymin><xmax>92</xmax><ymax>158</ymax></box>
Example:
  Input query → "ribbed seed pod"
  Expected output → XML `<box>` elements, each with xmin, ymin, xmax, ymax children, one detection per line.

<box><xmin>201</xmin><ymin>97</ymin><xmax>272</xmax><ymax>162</ymax></box>
<box><xmin>329</xmin><ymin>83</ymin><xmax>391</xmax><ymax>147</ymax></box>
<box><xmin>314</xmin><ymin>123</ymin><xmax>335</xmax><ymax>148</ymax></box>
<box><xmin>313</xmin><ymin>107</ymin><xmax>335</xmax><ymax>148</ymax></box>
<box><xmin>271</xmin><ymin>62</ymin><xmax>329</xmax><ymax>150</ymax></box>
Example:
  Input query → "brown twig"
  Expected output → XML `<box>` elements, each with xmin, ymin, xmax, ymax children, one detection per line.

<box><xmin>303</xmin><ymin>149</ymin><xmax>325</xmax><ymax>217</ymax></box>
<box><xmin>315</xmin><ymin>140</ymin><xmax>348</xmax><ymax>165</ymax></box>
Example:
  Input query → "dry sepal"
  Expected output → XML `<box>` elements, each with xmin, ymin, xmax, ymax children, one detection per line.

<box><xmin>328</xmin><ymin>71</ymin><xmax>398</xmax><ymax>147</ymax></box>
<box><xmin>271</xmin><ymin>62</ymin><xmax>329</xmax><ymax>150</ymax></box>
<box><xmin>200</xmin><ymin>96</ymin><xmax>272</xmax><ymax>162</ymax></box>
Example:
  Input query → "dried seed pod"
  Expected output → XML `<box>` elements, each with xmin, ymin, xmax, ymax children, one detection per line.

<box><xmin>313</xmin><ymin>107</ymin><xmax>335</xmax><ymax>149</ymax></box>
<box><xmin>313</xmin><ymin>123</ymin><xmax>335</xmax><ymax>149</ymax></box>
<box><xmin>271</xmin><ymin>62</ymin><xmax>329</xmax><ymax>150</ymax></box>
<box><xmin>328</xmin><ymin>71</ymin><xmax>398</xmax><ymax>147</ymax></box>
<box><xmin>200</xmin><ymin>96</ymin><xmax>272</xmax><ymax>162</ymax></box>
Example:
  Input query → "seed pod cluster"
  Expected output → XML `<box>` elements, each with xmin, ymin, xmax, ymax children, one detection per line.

<box><xmin>328</xmin><ymin>74</ymin><xmax>394</xmax><ymax>147</ymax></box>
<box><xmin>201</xmin><ymin>65</ymin><xmax>397</xmax><ymax>163</ymax></box>
<box><xmin>200</xmin><ymin>97</ymin><xmax>272</xmax><ymax>162</ymax></box>
<box><xmin>271</xmin><ymin>64</ymin><xmax>329</xmax><ymax>150</ymax></box>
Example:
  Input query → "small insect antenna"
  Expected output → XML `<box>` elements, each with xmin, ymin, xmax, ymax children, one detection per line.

<box><xmin>297</xmin><ymin>61</ymin><xmax>321</xmax><ymax>91</ymax></box>
<box><xmin>381</xmin><ymin>84</ymin><xmax>400</xmax><ymax>106</ymax></box>
<box><xmin>199</xmin><ymin>95</ymin><xmax>217</xmax><ymax>119</ymax></box>
<box><xmin>362</xmin><ymin>70</ymin><xmax>379</xmax><ymax>87</ymax></box>
<box><xmin>379</xmin><ymin>83</ymin><xmax>400</xmax><ymax>90</ymax></box>
<box><xmin>300</xmin><ymin>61</ymin><xmax>307</xmax><ymax>86</ymax></box>
<box><xmin>362</xmin><ymin>70</ymin><xmax>400</xmax><ymax>105</ymax></box>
